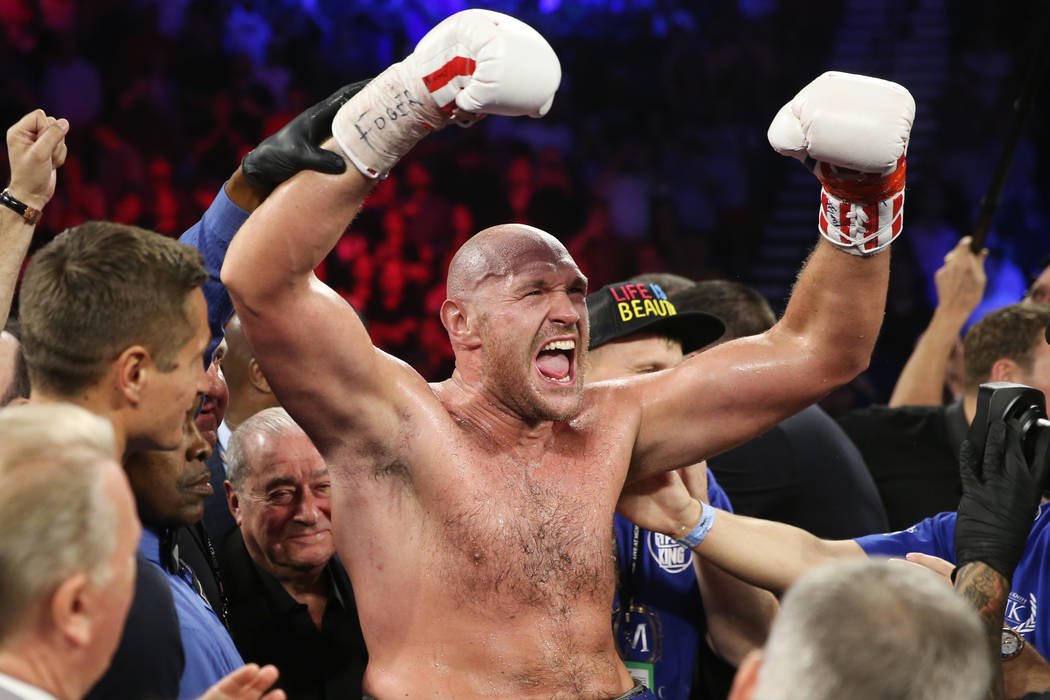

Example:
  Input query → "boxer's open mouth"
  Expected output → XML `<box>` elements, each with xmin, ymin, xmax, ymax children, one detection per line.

<box><xmin>535</xmin><ymin>338</ymin><xmax>575</xmax><ymax>384</ymax></box>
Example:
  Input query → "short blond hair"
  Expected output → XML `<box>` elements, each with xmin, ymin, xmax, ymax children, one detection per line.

<box><xmin>0</xmin><ymin>403</ymin><xmax>120</xmax><ymax>646</ymax></box>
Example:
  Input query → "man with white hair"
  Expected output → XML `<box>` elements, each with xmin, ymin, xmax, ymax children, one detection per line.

<box><xmin>0</xmin><ymin>404</ymin><xmax>289</xmax><ymax>700</ymax></box>
<box><xmin>0</xmin><ymin>403</ymin><xmax>139</xmax><ymax>700</ymax></box>
<box><xmin>726</xmin><ymin>558</ymin><xmax>992</xmax><ymax>700</ymax></box>
<box><xmin>219</xmin><ymin>408</ymin><xmax>367</xmax><ymax>700</ymax></box>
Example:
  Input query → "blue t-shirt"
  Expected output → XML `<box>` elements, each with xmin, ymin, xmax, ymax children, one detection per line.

<box><xmin>141</xmin><ymin>527</ymin><xmax>244</xmax><ymax>699</ymax></box>
<box><xmin>178</xmin><ymin>183</ymin><xmax>250</xmax><ymax>363</ymax></box>
<box><xmin>613</xmin><ymin>469</ymin><xmax>735</xmax><ymax>698</ymax></box>
<box><xmin>856</xmin><ymin>503</ymin><xmax>1050</xmax><ymax>656</ymax></box>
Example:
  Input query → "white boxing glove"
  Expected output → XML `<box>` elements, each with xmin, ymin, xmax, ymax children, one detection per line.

<box><xmin>768</xmin><ymin>71</ymin><xmax>915</xmax><ymax>256</ymax></box>
<box><xmin>332</xmin><ymin>9</ymin><xmax>561</xmax><ymax>178</ymax></box>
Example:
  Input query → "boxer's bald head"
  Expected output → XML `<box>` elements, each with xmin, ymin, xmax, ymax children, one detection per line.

<box><xmin>446</xmin><ymin>224</ymin><xmax>574</xmax><ymax>304</ymax></box>
<box><xmin>442</xmin><ymin>224</ymin><xmax>588</xmax><ymax>423</ymax></box>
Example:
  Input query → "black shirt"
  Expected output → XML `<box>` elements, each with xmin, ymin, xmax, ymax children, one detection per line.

<box><xmin>217</xmin><ymin>529</ymin><xmax>368</xmax><ymax>700</ymax></box>
<box><xmin>836</xmin><ymin>400</ymin><xmax>968</xmax><ymax>531</ymax></box>
<box><xmin>709</xmin><ymin>405</ymin><xmax>889</xmax><ymax>539</ymax></box>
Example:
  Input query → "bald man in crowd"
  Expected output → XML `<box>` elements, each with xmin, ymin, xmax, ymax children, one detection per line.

<box><xmin>125</xmin><ymin>406</ymin><xmax>245</xmax><ymax>699</ymax></box>
<box><xmin>222</xmin><ymin>11</ymin><xmax>913</xmax><ymax>698</ymax></box>
<box><xmin>222</xmin><ymin>314</ymin><xmax>281</xmax><ymax>439</ymax></box>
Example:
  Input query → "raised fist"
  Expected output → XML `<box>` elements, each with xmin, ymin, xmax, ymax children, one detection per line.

<box><xmin>768</xmin><ymin>72</ymin><xmax>915</xmax><ymax>256</ymax></box>
<box><xmin>332</xmin><ymin>10</ymin><xmax>560</xmax><ymax>178</ymax></box>
<box><xmin>410</xmin><ymin>9</ymin><xmax>560</xmax><ymax>120</ymax></box>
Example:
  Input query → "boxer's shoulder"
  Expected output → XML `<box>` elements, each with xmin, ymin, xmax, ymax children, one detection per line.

<box><xmin>576</xmin><ymin>377</ymin><xmax>645</xmax><ymax>430</ymax></box>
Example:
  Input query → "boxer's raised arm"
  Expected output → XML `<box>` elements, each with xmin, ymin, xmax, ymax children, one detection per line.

<box><xmin>181</xmin><ymin>82</ymin><xmax>369</xmax><ymax>364</ymax></box>
<box><xmin>223</xmin><ymin>10</ymin><xmax>560</xmax><ymax>452</ymax></box>
<box><xmin>629</xmin><ymin>238</ymin><xmax>888</xmax><ymax>476</ymax></box>
<box><xmin>628</xmin><ymin>72</ymin><xmax>913</xmax><ymax>480</ymax></box>
<box><xmin>221</xmin><ymin>149</ymin><xmax>395</xmax><ymax>449</ymax></box>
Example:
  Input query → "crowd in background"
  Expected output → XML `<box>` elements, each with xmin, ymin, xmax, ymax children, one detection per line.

<box><xmin>2</xmin><ymin>0</ymin><xmax>1050</xmax><ymax>394</ymax></box>
<box><xmin>5</xmin><ymin>3</ymin><xmax>1050</xmax><ymax>700</ymax></box>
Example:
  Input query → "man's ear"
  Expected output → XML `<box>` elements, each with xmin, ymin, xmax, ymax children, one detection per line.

<box><xmin>440</xmin><ymin>299</ymin><xmax>480</xmax><ymax>349</ymax></box>
<box><xmin>50</xmin><ymin>572</ymin><xmax>93</xmax><ymax>648</ymax></box>
<box><xmin>225</xmin><ymin>480</ymin><xmax>242</xmax><ymax>525</ymax></box>
<box><xmin>989</xmin><ymin>358</ymin><xmax>1021</xmax><ymax>383</ymax></box>
<box><xmin>247</xmin><ymin>358</ymin><xmax>272</xmax><ymax>394</ymax></box>
<box><xmin>726</xmin><ymin>649</ymin><xmax>763</xmax><ymax>700</ymax></box>
<box><xmin>113</xmin><ymin>345</ymin><xmax>151</xmax><ymax>406</ymax></box>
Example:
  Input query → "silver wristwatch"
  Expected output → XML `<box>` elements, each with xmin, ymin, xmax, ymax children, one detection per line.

<box><xmin>1002</xmin><ymin>627</ymin><xmax>1025</xmax><ymax>660</ymax></box>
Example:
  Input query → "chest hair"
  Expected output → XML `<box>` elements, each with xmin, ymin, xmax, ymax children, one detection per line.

<box><xmin>434</xmin><ymin>456</ymin><xmax>615</xmax><ymax>619</ymax></box>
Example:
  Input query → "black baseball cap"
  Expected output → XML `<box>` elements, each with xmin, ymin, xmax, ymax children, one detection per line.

<box><xmin>587</xmin><ymin>281</ymin><xmax>725</xmax><ymax>354</ymax></box>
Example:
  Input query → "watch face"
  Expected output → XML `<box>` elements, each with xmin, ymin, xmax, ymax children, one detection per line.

<box><xmin>1002</xmin><ymin>628</ymin><xmax>1024</xmax><ymax>659</ymax></box>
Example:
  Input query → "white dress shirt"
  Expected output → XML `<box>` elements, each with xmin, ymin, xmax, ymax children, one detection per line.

<box><xmin>216</xmin><ymin>419</ymin><xmax>232</xmax><ymax>474</ymax></box>
<box><xmin>0</xmin><ymin>672</ymin><xmax>58</xmax><ymax>700</ymax></box>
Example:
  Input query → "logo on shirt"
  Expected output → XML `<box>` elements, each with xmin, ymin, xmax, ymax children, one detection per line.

<box><xmin>647</xmin><ymin>532</ymin><xmax>694</xmax><ymax>574</ymax></box>
<box><xmin>1005</xmin><ymin>591</ymin><xmax>1038</xmax><ymax>636</ymax></box>
<box><xmin>613</xmin><ymin>604</ymin><xmax>663</xmax><ymax>663</ymax></box>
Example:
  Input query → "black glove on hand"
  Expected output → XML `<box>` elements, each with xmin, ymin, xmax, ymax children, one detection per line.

<box><xmin>955</xmin><ymin>420</ymin><xmax>1045</xmax><ymax>582</ymax></box>
<box><xmin>241</xmin><ymin>79</ymin><xmax>371</xmax><ymax>193</ymax></box>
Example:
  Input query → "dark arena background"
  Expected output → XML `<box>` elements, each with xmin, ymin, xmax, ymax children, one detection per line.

<box><xmin>3</xmin><ymin>0</ymin><xmax>1049</xmax><ymax>410</ymax></box>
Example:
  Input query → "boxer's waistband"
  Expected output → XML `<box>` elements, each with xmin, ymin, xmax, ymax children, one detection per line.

<box><xmin>611</xmin><ymin>681</ymin><xmax>656</xmax><ymax>700</ymax></box>
<box><xmin>365</xmin><ymin>681</ymin><xmax>656</xmax><ymax>700</ymax></box>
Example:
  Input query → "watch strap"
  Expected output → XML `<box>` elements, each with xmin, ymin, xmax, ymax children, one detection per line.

<box><xmin>0</xmin><ymin>189</ymin><xmax>41</xmax><ymax>225</ymax></box>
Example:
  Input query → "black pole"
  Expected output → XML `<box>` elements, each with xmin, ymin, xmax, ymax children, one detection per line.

<box><xmin>969</xmin><ymin>6</ymin><xmax>1050</xmax><ymax>253</ymax></box>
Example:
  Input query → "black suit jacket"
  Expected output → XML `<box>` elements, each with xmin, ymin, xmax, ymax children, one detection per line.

<box><xmin>202</xmin><ymin>450</ymin><xmax>236</xmax><ymax>540</ymax></box>
<box><xmin>710</xmin><ymin>404</ymin><xmax>890</xmax><ymax>538</ymax></box>
<box><xmin>84</xmin><ymin>552</ymin><xmax>184</xmax><ymax>700</ymax></box>
<box><xmin>175</xmin><ymin>450</ymin><xmax>236</xmax><ymax>616</ymax></box>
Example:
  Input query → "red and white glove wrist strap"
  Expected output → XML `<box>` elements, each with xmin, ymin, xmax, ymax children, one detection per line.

<box><xmin>815</xmin><ymin>157</ymin><xmax>907</xmax><ymax>257</ymax></box>
<box><xmin>332</xmin><ymin>60</ymin><xmax>449</xmax><ymax>179</ymax></box>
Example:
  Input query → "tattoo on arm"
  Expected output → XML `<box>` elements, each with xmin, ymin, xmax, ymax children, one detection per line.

<box><xmin>958</xmin><ymin>564</ymin><xmax>1007</xmax><ymax>628</ymax></box>
<box><xmin>955</xmin><ymin>562</ymin><xmax>1009</xmax><ymax>700</ymax></box>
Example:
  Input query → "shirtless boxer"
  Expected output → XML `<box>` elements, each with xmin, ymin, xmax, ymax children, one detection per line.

<box><xmin>222</xmin><ymin>11</ymin><xmax>914</xmax><ymax>699</ymax></box>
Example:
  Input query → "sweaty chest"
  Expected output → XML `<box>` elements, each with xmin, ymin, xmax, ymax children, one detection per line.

<box><xmin>428</xmin><ymin>447</ymin><xmax>621</xmax><ymax>619</ymax></box>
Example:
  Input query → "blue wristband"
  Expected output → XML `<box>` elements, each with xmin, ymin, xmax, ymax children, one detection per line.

<box><xmin>676</xmin><ymin>500</ymin><xmax>715</xmax><ymax>549</ymax></box>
